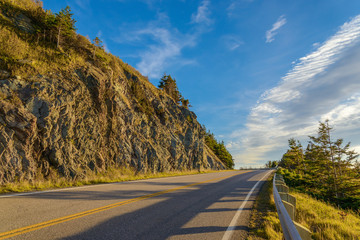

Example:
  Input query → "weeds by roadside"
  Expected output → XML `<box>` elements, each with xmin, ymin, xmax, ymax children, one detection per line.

<box><xmin>247</xmin><ymin>173</ymin><xmax>283</xmax><ymax>240</ymax></box>
<box><xmin>292</xmin><ymin>190</ymin><xmax>360</xmax><ymax>240</ymax></box>
<box><xmin>0</xmin><ymin>168</ymin><xmax>233</xmax><ymax>194</ymax></box>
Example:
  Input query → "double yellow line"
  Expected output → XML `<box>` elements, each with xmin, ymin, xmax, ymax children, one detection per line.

<box><xmin>0</xmin><ymin>171</ymin><xmax>246</xmax><ymax>239</ymax></box>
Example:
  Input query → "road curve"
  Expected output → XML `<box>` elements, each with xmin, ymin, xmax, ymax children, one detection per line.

<box><xmin>0</xmin><ymin>170</ymin><xmax>273</xmax><ymax>240</ymax></box>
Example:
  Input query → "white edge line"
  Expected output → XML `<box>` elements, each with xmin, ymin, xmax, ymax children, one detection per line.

<box><xmin>221</xmin><ymin>170</ymin><xmax>273</xmax><ymax>240</ymax></box>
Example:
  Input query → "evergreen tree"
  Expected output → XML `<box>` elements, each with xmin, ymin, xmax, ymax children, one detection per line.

<box><xmin>280</xmin><ymin>138</ymin><xmax>304</xmax><ymax>173</ymax></box>
<box><xmin>55</xmin><ymin>6</ymin><xmax>76</xmax><ymax>48</ymax></box>
<box><xmin>181</xmin><ymin>98</ymin><xmax>190</xmax><ymax>109</ymax></box>
<box><xmin>158</xmin><ymin>74</ymin><xmax>190</xmax><ymax>107</ymax></box>
<box><xmin>308</xmin><ymin>120</ymin><xmax>340</xmax><ymax>198</ymax></box>
<box><xmin>266</xmin><ymin>160</ymin><xmax>278</xmax><ymax>168</ymax></box>
<box><xmin>280</xmin><ymin>120</ymin><xmax>360</xmax><ymax>210</ymax></box>
<box><xmin>204</xmin><ymin>131</ymin><xmax>234</xmax><ymax>169</ymax></box>
<box><xmin>92</xmin><ymin>36</ymin><xmax>103</xmax><ymax>59</ymax></box>
<box><xmin>158</xmin><ymin>74</ymin><xmax>181</xmax><ymax>104</ymax></box>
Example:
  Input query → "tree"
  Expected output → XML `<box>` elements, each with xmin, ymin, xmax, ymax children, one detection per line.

<box><xmin>265</xmin><ymin>160</ymin><xmax>278</xmax><ymax>168</ymax></box>
<box><xmin>308</xmin><ymin>120</ymin><xmax>340</xmax><ymax>198</ymax></box>
<box><xmin>32</xmin><ymin>0</ymin><xmax>43</xmax><ymax>7</ymax></box>
<box><xmin>280</xmin><ymin>138</ymin><xmax>304</xmax><ymax>173</ymax></box>
<box><xmin>55</xmin><ymin>6</ymin><xmax>76</xmax><ymax>48</ymax></box>
<box><xmin>158</xmin><ymin>74</ymin><xmax>182</xmax><ymax>103</ymax></box>
<box><xmin>181</xmin><ymin>98</ymin><xmax>191</xmax><ymax>109</ymax></box>
<box><xmin>280</xmin><ymin>120</ymin><xmax>360</xmax><ymax>210</ymax></box>
<box><xmin>92</xmin><ymin>36</ymin><xmax>103</xmax><ymax>59</ymax></box>
<box><xmin>204</xmin><ymin>131</ymin><xmax>234</xmax><ymax>169</ymax></box>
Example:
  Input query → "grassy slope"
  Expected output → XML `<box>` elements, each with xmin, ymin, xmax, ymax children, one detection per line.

<box><xmin>293</xmin><ymin>190</ymin><xmax>360</xmax><ymax>240</ymax></box>
<box><xmin>0</xmin><ymin>0</ymin><xmax>151</xmax><ymax>91</ymax></box>
<box><xmin>247</xmin><ymin>174</ymin><xmax>360</xmax><ymax>240</ymax></box>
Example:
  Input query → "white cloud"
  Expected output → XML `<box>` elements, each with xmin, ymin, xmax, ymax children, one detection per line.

<box><xmin>266</xmin><ymin>15</ymin><xmax>287</xmax><ymax>43</ymax></box>
<box><xmin>230</xmin><ymin>15</ymin><xmax>360</xmax><ymax>167</ymax></box>
<box><xmin>191</xmin><ymin>0</ymin><xmax>213</xmax><ymax>26</ymax></box>
<box><xmin>135</xmin><ymin>27</ymin><xmax>195</xmax><ymax>78</ymax></box>
<box><xmin>227</xmin><ymin>0</ymin><xmax>254</xmax><ymax>18</ymax></box>
<box><xmin>113</xmin><ymin>1</ymin><xmax>213</xmax><ymax>79</ymax></box>
<box><xmin>75</xmin><ymin>0</ymin><xmax>90</xmax><ymax>10</ymax></box>
<box><xmin>223</xmin><ymin>35</ymin><xmax>243</xmax><ymax>51</ymax></box>
<box><xmin>351</xmin><ymin>145</ymin><xmax>360</xmax><ymax>154</ymax></box>
<box><xmin>114</xmin><ymin>12</ymin><xmax>200</xmax><ymax>79</ymax></box>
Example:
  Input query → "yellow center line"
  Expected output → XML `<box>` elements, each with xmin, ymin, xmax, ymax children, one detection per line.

<box><xmin>0</xmin><ymin>171</ymin><xmax>249</xmax><ymax>239</ymax></box>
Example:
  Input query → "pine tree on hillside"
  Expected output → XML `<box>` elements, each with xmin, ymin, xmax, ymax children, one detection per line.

<box><xmin>204</xmin><ymin>131</ymin><xmax>234</xmax><ymax>169</ymax></box>
<box><xmin>92</xmin><ymin>36</ymin><xmax>103</xmax><ymax>59</ymax></box>
<box><xmin>55</xmin><ymin>6</ymin><xmax>76</xmax><ymax>48</ymax></box>
<box><xmin>158</xmin><ymin>74</ymin><xmax>182</xmax><ymax>103</ymax></box>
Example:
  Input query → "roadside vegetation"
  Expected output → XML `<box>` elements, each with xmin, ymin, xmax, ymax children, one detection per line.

<box><xmin>292</xmin><ymin>190</ymin><xmax>360</xmax><ymax>240</ymax></box>
<box><xmin>247</xmin><ymin>174</ymin><xmax>282</xmax><ymax>240</ymax></box>
<box><xmin>0</xmin><ymin>168</ymin><xmax>231</xmax><ymax>194</ymax></box>
<box><xmin>247</xmin><ymin>172</ymin><xmax>282</xmax><ymax>240</ymax></box>
<box><xmin>247</xmin><ymin>169</ymin><xmax>360</xmax><ymax>240</ymax></box>
<box><xmin>279</xmin><ymin>120</ymin><xmax>360</xmax><ymax>212</ymax></box>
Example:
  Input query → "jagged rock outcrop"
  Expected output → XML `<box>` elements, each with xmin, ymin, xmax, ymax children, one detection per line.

<box><xmin>0</xmin><ymin>62</ymin><xmax>225</xmax><ymax>184</ymax></box>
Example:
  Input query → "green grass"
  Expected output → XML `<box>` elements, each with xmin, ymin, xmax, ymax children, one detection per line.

<box><xmin>0</xmin><ymin>168</ymin><xmax>234</xmax><ymax>194</ymax></box>
<box><xmin>247</xmin><ymin>172</ymin><xmax>360</xmax><ymax>240</ymax></box>
<box><xmin>292</xmin><ymin>190</ymin><xmax>360</xmax><ymax>240</ymax></box>
<box><xmin>247</xmin><ymin>173</ymin><xmax>283</xmax><ymax>240</ymax></box>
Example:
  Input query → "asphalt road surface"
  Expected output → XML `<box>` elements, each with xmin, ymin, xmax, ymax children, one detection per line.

<box><xmin>0</xmin><ymin>170</ymin><xmax>273</xmax><ymax>240</ymax></box>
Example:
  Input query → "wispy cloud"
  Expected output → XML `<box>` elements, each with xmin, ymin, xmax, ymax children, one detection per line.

<box><xmin>265</xmin><ymin>15</ymin><xmax>287</xmax><ymax>43</ymax></box>
<box><xmin>222</xmin><ymin>35</ymin><xmax>243</xmax><ymax>51</ymax></box>
<box><xmin>74</xmin><ymin>0</ymin><xmax>90</xmax><ymax>10</ymax></box>
<box><xmin>227</xmin><ymin>0</ymin><xmax>254</xmax><ymax>18</ymax></box>
<box><xmin>114</xmin><ymin>1</ymin><xmax>213</xmax><ymax>79</ymax></box>
<box><xmin>135</xmin><ymin>27</ymin><xmax>196</xmax><ymax>78</ymax></box>
<box><xmin>191</xmin><ymin>0</ymin><xmax>213</xmax><ymax>26</ymax></box>
<box><xmin>229</xmin><ymin>15</ymin><xmax>360</xmax><ymax>167</ymax></box>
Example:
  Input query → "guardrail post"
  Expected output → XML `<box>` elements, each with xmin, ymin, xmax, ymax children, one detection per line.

<box><xmin>282</xmin><ymin>200</ymin><xmax>295</xmax><ymax>220</ymax></box>
<box><xmin>294</xmin><ymin>222</ymin><xmax>312</xmax><ymax>240</ymax></box>
<box><xmin>276</xmin><ymin>184</ymin><xmax>289</xmax><ymax>193</ymax></box>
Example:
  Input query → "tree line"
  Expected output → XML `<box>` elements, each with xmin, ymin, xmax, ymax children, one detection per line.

<box><xmin>279</xmin><ymin>120</ymin><xmax>360</xmax><ymax>211</ymax></box>
<box><xmin>204</xmin><ymin>130</ymin><xmax>234</xmax><ymax>169</ymax></box>
<box><xmin>265</xmin><ymin>160</ymin><xmax>278</xmax><ymax>168</ymax></box>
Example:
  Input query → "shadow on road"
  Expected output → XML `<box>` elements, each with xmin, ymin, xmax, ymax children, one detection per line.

<box><xmin>51</xmin><ymin>170</ymin><xmax>269</xmax><ymax>240</ymax></box>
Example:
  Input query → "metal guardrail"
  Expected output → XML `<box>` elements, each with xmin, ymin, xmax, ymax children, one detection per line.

<box><xmin>273</xmin><ymin>173</ymin><xmax>302</xmax><ymax>240</ymax></box>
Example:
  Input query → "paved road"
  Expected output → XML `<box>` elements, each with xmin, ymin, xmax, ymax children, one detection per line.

<box><xmin>0</xmin><ymin>170</ymin><xmax>273</xmax><ymax>240</ymax></box>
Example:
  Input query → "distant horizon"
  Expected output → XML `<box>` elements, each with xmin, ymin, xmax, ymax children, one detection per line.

<box><xmin>43</xmin><ymin>0</ymin><xmax>360</xmax><ymax>168</ymax></box>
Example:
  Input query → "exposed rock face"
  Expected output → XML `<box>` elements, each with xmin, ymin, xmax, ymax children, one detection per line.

<box><xmin>0</xmin><ymin>63</ymin><xmax>225</xmax><ymax>184</ymax></box>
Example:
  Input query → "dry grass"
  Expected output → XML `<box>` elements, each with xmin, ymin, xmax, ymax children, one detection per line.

<box><xmin>0</xmin><ymin>168</ymin><xmax>230</xmax><ymax>194</ymax></box>
<box><xmin>247</xmin><ymin>175</ymin><xmax>360</xmax><ymax>239</ymax></box>
<box><xmin>247</xmin><ymin>173</ymin><xmax>283</xmax><ymax>240</ymax></box>
<box><xmin>292</xmin><ymin>190</ymin><xmax>360</xmax><ymax>240</ymax></box>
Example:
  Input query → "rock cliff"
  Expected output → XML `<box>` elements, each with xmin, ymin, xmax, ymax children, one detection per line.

<box><xmin>0</xmin><ymin>0</ymin><xmax>227</xmax><ymax>185</ymax></box>
<box><xmin>0</xmin><ymin>62</ymin><xmax>226</xmax><ymax>184</ymax></box>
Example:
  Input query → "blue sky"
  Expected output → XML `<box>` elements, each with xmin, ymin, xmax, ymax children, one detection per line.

<box><xmin>43</xmin><ymin>0</ymin><xmax>360</xmax><ymax>167</ymax></box>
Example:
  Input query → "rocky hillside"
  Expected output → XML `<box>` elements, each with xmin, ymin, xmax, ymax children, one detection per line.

<box><xmin>0</xmin><ymin>0</ymin><xmax>226</xmax><ymax>185</ymax></box>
